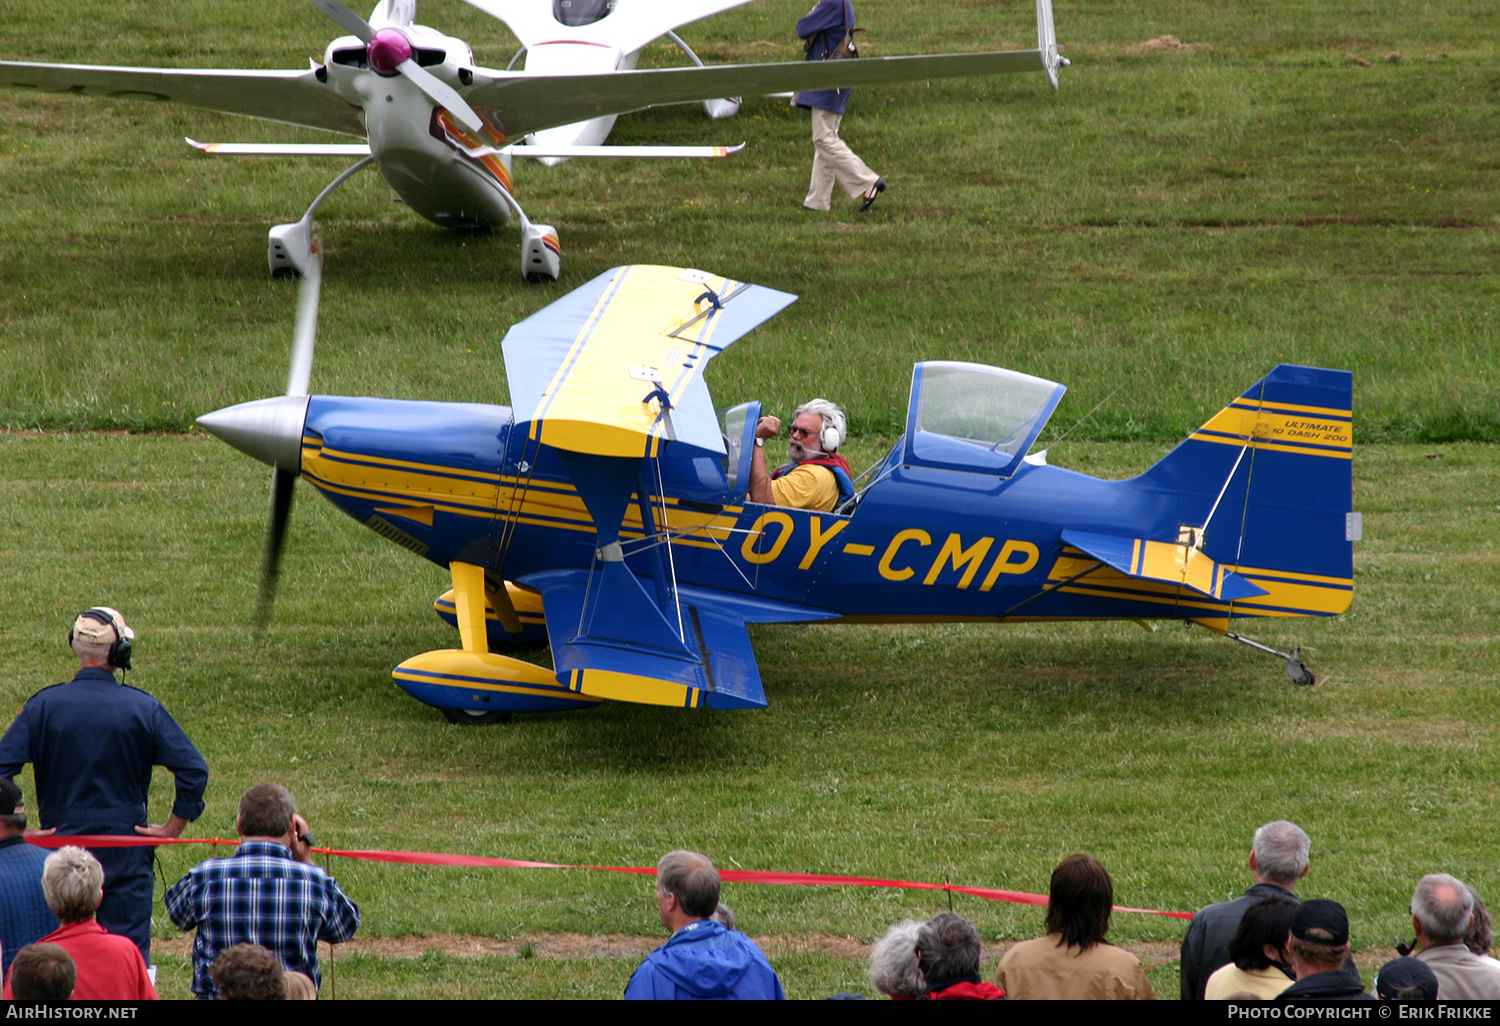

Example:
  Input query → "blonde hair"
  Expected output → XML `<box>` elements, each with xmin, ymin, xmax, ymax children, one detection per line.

<box><xmin>42</xmin><ymin>847</ymin><xmax>103</xmax><ymax>924</ymax></box>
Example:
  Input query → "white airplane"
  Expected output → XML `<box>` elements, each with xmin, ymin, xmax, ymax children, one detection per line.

<box><xmin>479</xmin><ymin>0</ymin><xmax>751</xmax><ymax>166</ymax></box>
<box><xmin>0</xmin><ymin>0</ymin><xmax>1065</xmax><ymax>282</ymax></box>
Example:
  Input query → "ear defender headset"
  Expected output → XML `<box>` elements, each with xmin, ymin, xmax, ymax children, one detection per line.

<box><xmin>68</xmin><ymin>608</ymin><xmax>133</xmax><ymax>671</ymax></box>
<box><xmin>809</xmin><ymin>400</ymin><xmax>846</xmax><ymax>454</ymax></box>
<box><xmin>820</xmin><ymin>416</ymin><xmax>843</xmax><ymax>454</ymax></box>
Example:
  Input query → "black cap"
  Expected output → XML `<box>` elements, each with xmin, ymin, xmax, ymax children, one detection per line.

<box><xmin>1291</xmin><ymin>898</ymin><xmax>1350</xmax><ymax>946</ymax></box>
<box><xmin>1375</xmin><ymin>957</ymin><xmax>1439</xmax><ymax>1000</ymax></box>
<box><xmin>0</xmin><ymin>778</ymin><xmax>22</xmax><ymax>816</ymax></box>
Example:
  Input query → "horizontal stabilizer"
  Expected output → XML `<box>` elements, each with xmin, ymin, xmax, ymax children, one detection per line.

<box><xmin>508</xmin><ymin>142</ymin><xmax>744</xmax><ymax>159</ymax></box>
<box><xmin>188</xmin><ymin>138</ymin><xmax>371</xmax><ymax>156</ymax></box>
<box><xmin>503</xmin><ymin>265</ymin><xmax>796</xmax><ymax>460</ymax></box>
<box><xmin>524</xmin><ymin>568</ymin><xmax>770</xmax><ymax>710</ymax></box>
<box><xmin>1061</xmin><ymin>529</ymin><xmax>1269</xmax><ymax>602</ymax></box>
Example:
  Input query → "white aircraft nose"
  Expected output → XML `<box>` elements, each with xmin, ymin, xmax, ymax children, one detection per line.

<box><xmin>196</xmin><ymin>395</ymin><xmax>310</xmax><ymax>473</ymax></box>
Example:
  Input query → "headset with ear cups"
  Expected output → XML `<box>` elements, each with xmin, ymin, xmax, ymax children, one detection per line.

<box><xmin>819</xmin><ymin>416</ymin><xmax>843</xmax><ymax>454</ymax></box>
<box><xmin>797</xmin><ymin>399</ymin><xmax>846</xmax><ymax>455</ymax></box>
<box><xmin>68</xmin><ymin>608</ymin><xmax>133</xmax><ymax>671</ymax></box>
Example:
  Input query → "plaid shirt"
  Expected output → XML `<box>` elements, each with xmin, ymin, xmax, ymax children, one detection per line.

<box><xmin>164</xmin><ymin>840</ymin><xmax>360</xmax><ymax>997</ymax></box>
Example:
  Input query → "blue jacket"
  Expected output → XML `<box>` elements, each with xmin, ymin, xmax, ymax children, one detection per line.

<box><xmin>624</xmin><ymin>920</ymin><xmax>786</xmax><ymax>1000</ymax></box>
<box><xmin>0</xmin><ymin>668</ymin><xmax>208</xmax><ymax>832</ymax></box>
<box><xmin>0</xmin><ymin>836</ymin><xmax>59</xmax><ymax>979</ymax></box>
<box><xmin>794</xmin><ymin>0</ymin><xmax>854</xmax><ymax>115</ymax></box>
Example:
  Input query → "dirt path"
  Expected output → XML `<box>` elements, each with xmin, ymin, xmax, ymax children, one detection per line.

<box><xmin>152</xmin><ymin>933</ymin><xmax>1187</xmax><ymax>964</ymax></box>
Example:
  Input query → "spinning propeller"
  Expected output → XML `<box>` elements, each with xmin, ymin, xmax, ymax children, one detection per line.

<box><xmin>195</xmin><ymin>215</ymin><xmax>330</xmax><ymax>628</ymax></box>
<box><xmin>311</xmin><ymin>0</ymin><xmax>485</xmax><ymax>134</ymax></box>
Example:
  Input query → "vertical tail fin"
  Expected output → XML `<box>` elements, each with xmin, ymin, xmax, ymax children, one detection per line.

<box><xmin>1135</xmin><ymin>365</ymin><xmax>1354</xmax><ymax>622</ymax></box>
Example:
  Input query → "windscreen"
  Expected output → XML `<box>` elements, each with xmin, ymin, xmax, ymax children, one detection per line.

<box><xmin>917</xmin><ymin>363</ymin><xmax>1061</xmax><ymax>460</ymax></box>
<box><xmin>554</xmin><ymin>0</ymin><xmax>616</xmax><ymax>27</ymax></box>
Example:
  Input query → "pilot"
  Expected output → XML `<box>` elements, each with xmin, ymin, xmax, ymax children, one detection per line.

<box><xmin>748</xmin><ymin>398</ymin><xmax>855</xmax><ymax>511</ymax></box>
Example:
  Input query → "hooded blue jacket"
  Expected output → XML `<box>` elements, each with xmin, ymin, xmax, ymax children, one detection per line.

<box><xmin>624</xmin><ymin>920</ymin><xmax>786</xmax><ymax>1000</ymax></box>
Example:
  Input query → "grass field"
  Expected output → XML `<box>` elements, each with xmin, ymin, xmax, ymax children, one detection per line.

<box><xmin>1</xmin><ymin>0</ymin><xmax>1497</xmax><ymax>1000</ymax></box>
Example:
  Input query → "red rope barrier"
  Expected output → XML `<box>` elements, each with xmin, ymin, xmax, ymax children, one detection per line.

<box><xmin>25</xmin><ymin>835</ymin><xmax>1192</xmax><ymax>920</ymax></box>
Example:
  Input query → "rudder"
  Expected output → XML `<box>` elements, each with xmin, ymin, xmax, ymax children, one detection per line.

<box><xmin>1135</xmin><ymin>365</ymin><xmax>1354</xmax><ymax>620</ymax></box>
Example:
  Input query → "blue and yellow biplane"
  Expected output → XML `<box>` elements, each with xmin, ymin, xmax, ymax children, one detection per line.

<box><xmin>198</xmin><ymin>265</ymin><xmax>1356</xmax><ymax>722</ymax></box>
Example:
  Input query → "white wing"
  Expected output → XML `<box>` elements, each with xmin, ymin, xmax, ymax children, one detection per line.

<box><xmin>0</xmin><ymin>62</ymin><xmax>365</xmax><ymax>137</ymax></box>
<box><xmin>466</xmin><ymin>49</ymin><xmax>1047</xmax><ymax>139</ymax></box>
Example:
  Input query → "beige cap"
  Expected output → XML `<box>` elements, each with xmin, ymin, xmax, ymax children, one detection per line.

<box><xmin>72</xmin><ymin>607</ymin><xmax>134</xmax><ymax>645</ymax></box>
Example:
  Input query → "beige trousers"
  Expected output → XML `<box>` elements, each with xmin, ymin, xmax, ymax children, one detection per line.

<box><xmin>803</xmin><ymin>107</ymin><xmax>880</xmax><ymax>211</ymax></box>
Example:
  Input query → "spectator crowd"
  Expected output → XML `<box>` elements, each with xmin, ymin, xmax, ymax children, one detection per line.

<box><xmin>2</xmin><ymin>609</ymin><xmax>1499</xmax><ymax>1000</ymax></box>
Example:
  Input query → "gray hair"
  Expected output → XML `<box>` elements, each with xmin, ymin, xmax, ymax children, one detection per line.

<box><xmin>916</xmin><ymin>912</ymin><xmax>982</xmax><ymax>984</ymax></box>
<box><xmin>1412</xmin><ymin>873</ymin><xmax>1474</xmax><ymax>943</ymax></box>
<box><xmin>1252</xmin><ymin>820</ymin><xmax>1310</xmax><ymax>885</ymax></box>
<box><xmin>42</xmin><ymin>847</ymin><xmax>103</xmax><ymax>924</ymax></box>
<box><xmin>657</xmin><ymin>850</ymin><xmax>720</xmax><ymax>919</ymax></box>
<box><xmin>1465</xmin><ymin>885</ymin><xmax>1493</xmax><ymax>957</ymax></box>
<box><xmin>711</xmin><ymin>902</ymin><xmax>736</xmax><ymax>932</ymax></box>
<box><xmin>868</xmin><ymin>919</ymin><xmax>925</xmax><ymax>998</ymax></box>
<box><xmin>70</xmin><ymin>637</ymin><xmax>113</xmax><ymax>665</ymax></box>
<box><xmin>794</xmin><ymin>398</ymin><xmax>847</xmax><ymax>451</ymax></box>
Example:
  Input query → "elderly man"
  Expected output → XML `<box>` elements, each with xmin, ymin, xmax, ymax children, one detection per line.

<box><xmin>2</xmin><ymin>847</ymin><xmax>155</xmax><ymax>1000</ymax></box>
<box><xmin>165</xmin><ymin>783</ymin><xmax>359</xmax><ymax>999</ymax></box>
<box><xmin>1180</xmin><ymin>820</ymin><xmax>1310</xmax><ymax>1000</ymax></box>
<box><xmin>0</xmin><ymin>780</ymin><xmax>57</xmax><ymax>980</ymax></box>
<box><xmin>915</xmin><ymin>913</ymin><xmax>1002</xmax><ymax>1000</ymax></box>
<box><xmin>1410</xmin><ymin>873</ymin><xmax>1500</xmax><ymax>999</ymax></box>
<box><xmin>748</xmin><ymin>399</ymin><xmax>854</xmax><ymax>512</ymax></box>
<box><xmin>1276</xmin><ymin>899</ymin><xmax>1373</xmax><ymax>1000</ymax></box>
<box><xmin>0</xmin><ymin>607</ymin><xmax>208</xmax><ymax>962</ymax></box>
<box><xmin>624</xmin><ymin>850</ymin><xmax>784</xmax><ymax>1000</ymax></box>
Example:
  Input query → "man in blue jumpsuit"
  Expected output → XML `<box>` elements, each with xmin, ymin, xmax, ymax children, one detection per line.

<box><xmin>0</xmin><ymin>607</ymin><xmax>208</xmax><ymax>963</ymax></box>
<box><xmin>795</xmin><ymin>0</ymin><xmax>885</xmax><ymax>212</ymax></box>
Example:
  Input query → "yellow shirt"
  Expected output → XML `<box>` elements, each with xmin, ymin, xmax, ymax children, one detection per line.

<box><xmin>1204</xmin><ymin>963</ymin><xmax>1293</xmax><ymax>1000</ymax></box>
<box><xmin>769</xmin><ymin>463</ymin><xmax>839</xmax><ymax>511</ymax></box>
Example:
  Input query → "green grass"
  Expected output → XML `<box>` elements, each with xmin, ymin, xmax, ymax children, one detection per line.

<box><xmin>1</xmin><ymin>1</ymin><xmax>1496</xmax><ymax>438</ymax></box>
<box><xmin>1</xmin><ymin>0</ymin><xmax>1498</xmax><ymax>999</ymax></box>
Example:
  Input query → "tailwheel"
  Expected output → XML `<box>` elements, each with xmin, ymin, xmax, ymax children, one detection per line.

<box><xmin>441</xmin><ymin>708</ymin><xmax>512</xmax><ymax>726</ymax></box>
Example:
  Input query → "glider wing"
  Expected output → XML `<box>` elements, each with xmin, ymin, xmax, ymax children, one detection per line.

<box><xmin>466</xmin><ymin>49</ymin><xmax>1048</xmax><ymax>139</ymax></box>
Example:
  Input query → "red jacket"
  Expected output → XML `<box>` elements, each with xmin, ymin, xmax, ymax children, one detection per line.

<box><xmin>3</xmin><ymin>920</ymin><xmax>157</xmax><ymax>1000</ymax></box>
<box><xmin>920</xmin><ymin>978</ymin><xmax>1006</xmax><ymax>1000</ymax></box>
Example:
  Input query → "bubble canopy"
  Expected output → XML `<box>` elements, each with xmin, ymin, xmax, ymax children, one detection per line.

<box><xmin>903</xmin><ymin>361</ymin><xmax>1066</xmax><ymax>477</ymax></box>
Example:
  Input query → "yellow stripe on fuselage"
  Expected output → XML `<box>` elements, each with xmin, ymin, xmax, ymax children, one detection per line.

<box><xmin>1047</xmin><ymin>553</ymin><xmax>1351</xmax><ymax>616</ymax></box>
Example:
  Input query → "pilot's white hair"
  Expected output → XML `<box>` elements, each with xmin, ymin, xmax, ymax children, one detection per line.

<box><xmin>794</xmin><ymin>398</ymin><xmax>847</xmax><ymax>451</ymax></box>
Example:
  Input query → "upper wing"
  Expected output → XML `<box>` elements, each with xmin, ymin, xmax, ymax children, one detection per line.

<box><xmin>501</xmin><ymin>264</ymin><xmax>796</xmax><ymax>460</ymax></box>
<box><xmin>462</xmin><ymin>0</ymin><xmax>760</xmax><ymax>54</ymax></box>
<box><xmin>0</xmin><ymin>62</ymin><xmax>365</xmax><ymax>137</ymax></box>
<box><xmin>465</xmin><ymin>48</ymin><xmax>1049</xmax><ymax>139</ymax></box>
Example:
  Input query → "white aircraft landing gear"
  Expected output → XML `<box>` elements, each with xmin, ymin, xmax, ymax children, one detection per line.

<box><xmin>493</xmin><ymin>181</ymin><xmax>560</xmax><ymax>283</ymax></box>
<box><xmin>267</xmin><ymin>156</ymin><xmax>376</xmax><ymax>278</ymax></box>
<box><xmin>664</xmin><ymin>31</ymin><xmax>741</xmax><ymax>119</ymax></box>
